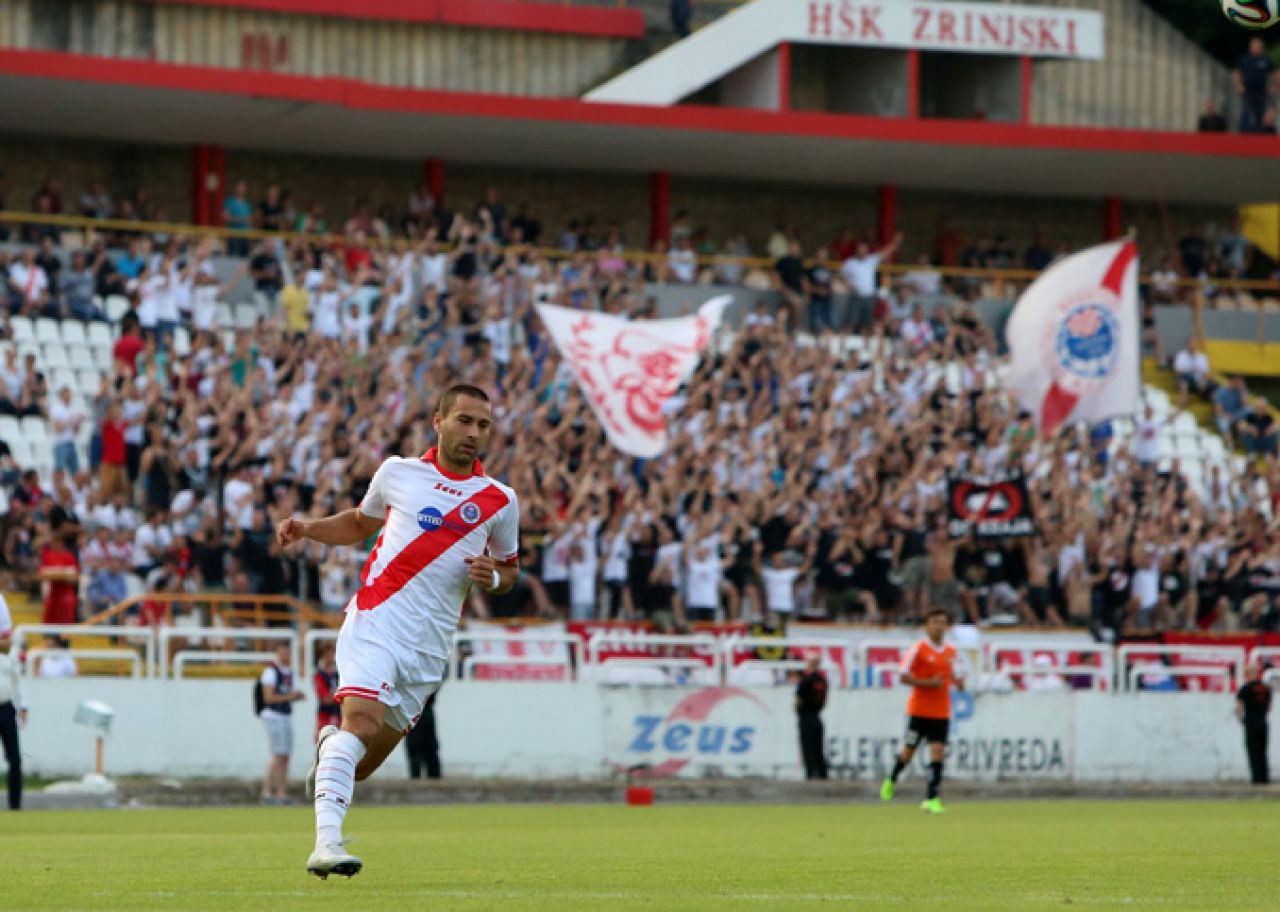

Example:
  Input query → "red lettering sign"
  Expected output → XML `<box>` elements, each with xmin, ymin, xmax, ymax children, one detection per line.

<box><xmin>808</xmin><ymin>0</ymin><xmax>832</xmax><ymax>37</ymax></box>
<box><xmin>937</xmin><ymin>10</ymin><xmax>956</xmax><ymax>43</ymax></box>
<box><xmin>859</xmin><ymin>6</ymin><xmax>884</xmax><ymax>40</ymax></box>
<box><xmin>240</xmin><ymin>32</ymin><xmax>289</xmax><ymax>71</ymax></box>
<box><xmin>912</xmin><ymin>7</ymin><xmax>930</xmax><ymax>40</ymax></box>
<box><xmin>1037</xmin><ymin>21</ymin><xmax>1060</xmax><ymax>52</ymax></box>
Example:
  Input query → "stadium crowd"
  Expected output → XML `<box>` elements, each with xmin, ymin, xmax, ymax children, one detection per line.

<box><xmin>0</xmin><ymin>176</ymin><xmax>1277</xmax><ymax>644</ymax></box>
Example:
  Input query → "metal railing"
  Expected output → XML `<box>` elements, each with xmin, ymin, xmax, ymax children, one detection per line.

<box><xmin>23</xmin><ymin>647</ymin><xmax>144</xmax><ymax>679</ymax></box>
<box><xmin>172</xmin><ymin>649</ymin><xmax>276</xmax><ymax>679</ymax></box>
<box><xmin>453</xmin><ymin>631</ymin><xmax>583</xmax><ymax>682</ymax></box>
<box><xmin>79</xmin><ymin>592</ymin><xmax>340</xmax><ymax>631</ymax></box>
<box><xmin>1116</xmin><ymin>644</ymin><xmax>1245</xmax><ymax>693</ymax></box>
<box><xmin>158</xmin><ymin>626</ymin><xmax>298</xmax><ymax>678</ymax></box>
<box><xmin>1125</xmin><ymin>664</ymin><xmax>1234</xmax><ymax>693</ymax></box>
<box><xmin>3</xmin><ymin>208</ymin><xmax>1278</xmax><ymax>294</ymax></box>
<box><xmin>14</xmin><ymin>619</ymin><xmax>1270</xmax><ymax>691</ymax></box>
<box><xmin>12</xmin><ymin>624</ymin><xmax>157</xmax><ymax>677</ymax></box>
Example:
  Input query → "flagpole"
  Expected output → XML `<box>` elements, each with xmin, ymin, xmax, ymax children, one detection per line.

<box><xmin>1127</xmin><ymin>228</ymin><xmax>1141</xmax><ymax>418</ymax></box>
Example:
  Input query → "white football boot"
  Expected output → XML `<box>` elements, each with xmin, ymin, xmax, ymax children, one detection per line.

<box><xmin>307</xmin><ymin>841</ymin><xmax>363</xmax><ymax>879</ymax></box>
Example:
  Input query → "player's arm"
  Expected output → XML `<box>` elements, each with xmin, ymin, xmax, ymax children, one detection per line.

<box><xmin>468</xmin><ymin>496</ymin><xmax>521</xmax><ymax>595</ymax></box>
<box><xmin>898</xmin><ymin>645</ymin><xmax>943</xmax><ymax>688</ymax></box>
<box><xmin>900</xmin><ymin>673</ymin><xmax>945</xmax><ymax>689</ymax></box>
<box><xmin>278</xmin><ymin>508</ymin><xmax>382</xmax><ymax>548</ymax></box>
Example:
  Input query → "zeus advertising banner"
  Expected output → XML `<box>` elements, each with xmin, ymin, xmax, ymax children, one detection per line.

<box><xmin>601</xmin><ymin>687</ymin><xmax>1070</xmax><ymax>781</ymax></box>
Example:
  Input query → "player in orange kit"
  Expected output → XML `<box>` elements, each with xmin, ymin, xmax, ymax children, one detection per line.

<box><xmin>880</xmin><ymin>607</ymin><xmax>966</xmax><ymax>813</ymax></box>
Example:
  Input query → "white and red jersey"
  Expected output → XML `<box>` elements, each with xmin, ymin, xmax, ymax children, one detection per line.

<box><xmin>351</xmin><ymin>448</ymin><xmax>519</xmax><ymax>660</ymax></box>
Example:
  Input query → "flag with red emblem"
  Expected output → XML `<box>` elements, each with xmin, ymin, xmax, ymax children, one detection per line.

<box><xmin>536</xmin><ymin>297</ymin><xmax>730</xmax><ymax>457</ymax></box>
<box><xmin>1005</xmin><ymin>240</ymin><xmax>1140</xmax><ymax>437</ymax></box>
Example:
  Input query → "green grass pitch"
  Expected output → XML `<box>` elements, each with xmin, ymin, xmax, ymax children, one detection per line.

<box><xmin>3</xmin><ymin>800</ymin><xmax>1277</xmax><ymax>911</ymax></box>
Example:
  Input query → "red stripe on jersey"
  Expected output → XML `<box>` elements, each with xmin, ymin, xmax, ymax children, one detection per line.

<box><xmin>359</xmin><ymin>506</ymin><xmax>391</xmax><ymax>587</ymax></box>
<box><xmin>355</xmin><ymin>483</ymin><xmax>510</xmax><ymax>612</ymax></box>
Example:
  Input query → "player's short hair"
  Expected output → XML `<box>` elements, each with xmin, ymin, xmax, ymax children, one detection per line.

<box><xmin>924</xmin><ymin>607</ymin><xmax>951</xmax><ymax>622</ymax></box>
<box><xmin>436</xmin><ymin>384</ymin><xmax>491</xmax><ymax>417</ymax></box>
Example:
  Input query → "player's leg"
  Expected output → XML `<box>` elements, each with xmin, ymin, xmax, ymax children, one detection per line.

<box><xmin>308</xmin><ymin>614</ymin><xmax>400</xmax><ymax>878</ymax></box>
<box><xmin>921</xmin><ymin>722</ymin><xmax>950</xmax><ymax>813</ymax></box>
<box><xmin>882</xmin><ymin>718</ymin><xmax>920</xmax><ymax>800</ymax></box>
<box><xmin>353</xmin><ymin>721</ymin><xmax>405</xmax><ymax>781</ymax></box>
<box><xmin>0</xmin><ymin>702</ymin><xmax>21</xmax><ymax>809</ymax></box>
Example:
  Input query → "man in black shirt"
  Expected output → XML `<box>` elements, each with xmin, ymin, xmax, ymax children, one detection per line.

<box><xmin>794</xmin><ymin>654</ymin><xmax>828</xmax><ymax>780</ymax></box>
<box><xmin>1197</xmin><ymin>99</ymin><xmax>1228</xmax><ymax>133</ymax></box>
<box><xmin>1236</xmin><ymin>38</ymin><xmax>1277</xmax><ymax>134</ymax></box>
<box><xmin>1235</xmin><ymin>662</ymin><xmax>1272</xmax><ymax>784</ymax></box>
<box><xmin>804</xmin><ymin>248</ymin><xmax>835</xmax><ymax>334</ymax></box>
<box><xmin>775</xmin><ymin>239</ymin><xmax>806</xmax><ymax>326</ymax></box>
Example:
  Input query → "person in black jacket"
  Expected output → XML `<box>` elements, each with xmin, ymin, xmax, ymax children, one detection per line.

<box><xmin>405</xmin><ymin>691</ymin><xmax>441</xmax><ymax>780</ymax></box>
<box><xmin>795</xmin><ymin>654</ymin><xmax>829</xmax><ymax>780</ymax></box>
<box><xmin>1235</xmin><ymin>661</ymin><xmax>1272</xmax><ymax>784</ymax></box>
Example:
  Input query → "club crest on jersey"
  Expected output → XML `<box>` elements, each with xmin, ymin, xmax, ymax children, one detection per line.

<box><xmin>417</xmin><ymin>506</ymin><xmax>444</xmax><ymax>531</ymax></box>
<box><xmin>460</xmin><ymin>502</ymin><xmax>482</xmax><ymax>524</ymax></box>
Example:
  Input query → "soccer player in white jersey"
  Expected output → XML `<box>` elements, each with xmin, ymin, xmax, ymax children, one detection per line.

<box><xmin>277</xmin><ymin>384</ymin><xmax>520</xmax><ymax>879</ymax></box>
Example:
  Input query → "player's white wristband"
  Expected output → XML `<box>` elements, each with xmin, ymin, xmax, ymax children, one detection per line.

<box><xmin>491</xmin><ymin>569</ymin><xmax>501</xmax><ymax>591</ymax></box>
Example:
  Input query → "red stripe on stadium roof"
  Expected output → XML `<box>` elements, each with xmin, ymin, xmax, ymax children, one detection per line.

<box><xmin>139</xmin><ymin>0</ymin><xmax>645</xmax><ymax>39</ymax></box>
<box><xmin>2</xmin><ymin>50</ymin><xmax>1279</xmax><ymax>161</ymax></box>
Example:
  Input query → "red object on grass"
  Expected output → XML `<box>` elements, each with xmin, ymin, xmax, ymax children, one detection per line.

<box><xmin>625</xmin><ymin>786</ymin><xmax>654</xmax><ymax>806</ymax></box>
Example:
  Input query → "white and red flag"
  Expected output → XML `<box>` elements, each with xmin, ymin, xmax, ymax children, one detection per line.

<box><xmin>1005</xmin><ymin>240</ymin><xmax>1140</xmax><ymax>436</ymax></box>
<box><xmin>536</xmin><ymin>296</ymin><xmax>730</xmax><ymax>457</ymax></box>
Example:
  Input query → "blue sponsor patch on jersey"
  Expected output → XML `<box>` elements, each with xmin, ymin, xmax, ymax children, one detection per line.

<box><xmin>417</xmin><ymin>506</ymin><xmax>444</xmax><ymax>532</ymax></box>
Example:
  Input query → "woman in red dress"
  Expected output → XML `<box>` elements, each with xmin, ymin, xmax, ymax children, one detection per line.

<box><xmin>38</xmin><ymin>529</ymin><xmax>80</xmax><ymax>625</ymax></box>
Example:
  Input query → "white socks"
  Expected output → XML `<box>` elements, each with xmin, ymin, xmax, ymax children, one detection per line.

<box><xmin>314</xmin><ymin>730</ymin><xmax>367</xmax><ymax>847</ymax></box>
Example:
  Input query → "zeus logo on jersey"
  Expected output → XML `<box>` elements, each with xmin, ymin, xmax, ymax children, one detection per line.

<box><xmin>434</xmin><ymin>482</ymin><xmax>465</xmax><ymax>497</ymax></box>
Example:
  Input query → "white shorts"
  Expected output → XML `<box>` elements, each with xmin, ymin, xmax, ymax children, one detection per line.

<box><xmin>261</xmin><ymin>713</ymin><xmax>293</xmax><ymax>757</ymax></box>
<box><xmin>334</xmin><ymin>609</ymin><xmax>446</xmax><ymax>734</ymax></box>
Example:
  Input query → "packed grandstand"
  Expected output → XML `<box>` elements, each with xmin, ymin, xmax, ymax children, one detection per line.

<box><xmin>0</xmin><ymin>177</ymin><xmax>1276</xmax><ymax>661</ymax></box>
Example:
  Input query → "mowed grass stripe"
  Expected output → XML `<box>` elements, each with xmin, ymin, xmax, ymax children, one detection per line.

<box><xmin>2</xmin><ymin>801</ymin><xmax>1276</xmax><ymax>912</ymax></box>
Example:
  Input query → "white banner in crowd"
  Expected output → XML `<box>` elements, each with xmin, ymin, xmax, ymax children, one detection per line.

<box><xmin>1005</xmin><ymin>239</ymin><xmax>1140</xmax><ymax>436</ymax></box>
<box><xmin>536</xmin><ymin>297</ymin><xmax>730</xmax><ymax>457</ymax></box>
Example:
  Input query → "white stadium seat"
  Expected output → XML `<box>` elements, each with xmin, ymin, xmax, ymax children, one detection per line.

<box><xmin>66</xmin><ymin>344</ymin><xmax>93</xmax><ymax>369</ymax></box>
<box><xmin>35</xmin><ymin>319</ymin><xmax>62</xmax><ymax>345</ymax></box>
<box><xmin>1172</xmin><ymin>412</ymin><xmax>1199</xmax><ymax>436</ymax></box>
<box><xmin>234</xmin><ymin>303</ymin><xmax>259</xmax><ymax>329</ymax></box>
<box><xmin>42</xmin><ymin>345</ymin><xmax>70</xmax><ymax>369</ymax></box>
<box><xmin>105</xmin><ymin>296</ymin><xmax>131</xmax><ymax>321</ymax></box>
<box><xmin>174</xmin><ymin>326</ymin><xmax>192</xmax><ymax>357</ymax></box>
<box><xmin>61</xmin><ymin>321</ymin><xmax>88</xmax><ymax>346</ymax></box>
<box><xmin>87</xmin><ymin>322</ymin><xmax>114</xmax><ymax>348</ymax></box>
<box><xmin>21</xmin><ymin>416</ymin><xmax>49</xmax><ymax>443</ymax></box>
<box><xmin>77</xmin><ymin>369</ymin><xmax>102</xmax><ymax>396</ymax></box>
<box><xmin>50</xmin><ymin>369</ymin><xmax>77</xmax><ymax>395</ymax></box>
<box><xmin>9</xmin><ymin>317</ymin><xmax>34</xmax><ymax>343</ymax></box>
<box><xmin>215</xmin><ymin>303</ymin><xmax>234</xmax><ymax>329</ymax></box>
<box><xmin>92</xmin><ymin>347</ymin><xmax>113</xmax><ymax>372</ymax></box>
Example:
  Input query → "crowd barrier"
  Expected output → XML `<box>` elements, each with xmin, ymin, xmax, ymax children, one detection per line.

<box><xmin>15</xmin><ymin>624</ymin><xmax>1272</xmax><ymax>695</ymax></box>
<box><xmin>19</xmin><ymin>678</ymin><xmax>1274</xmax><ymax>781</ymax></box>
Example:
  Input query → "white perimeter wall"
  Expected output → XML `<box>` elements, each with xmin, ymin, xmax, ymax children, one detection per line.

<box><xmin>14</xmin><ymin>680</ymin><xmax>1272</xmax><ymax>783</ymax></box>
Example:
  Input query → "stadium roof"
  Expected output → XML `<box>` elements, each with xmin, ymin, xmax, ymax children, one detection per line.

<box><xmin>1</xmin><ymin>50</ymin><xmax>1277</xmax><ymax>204</ymax></box>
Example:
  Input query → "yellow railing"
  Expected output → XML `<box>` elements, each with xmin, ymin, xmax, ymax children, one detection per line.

<box><xmin>79</xmin><ymin>592</ymin><xmax>341</xmax><ymax>631</ymax></box>
<box><xmin>2</xmin><ymin>209</ymin><xmax>1279</xmax><ymax>293</ymax></box>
